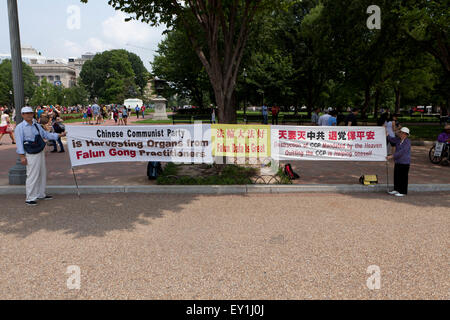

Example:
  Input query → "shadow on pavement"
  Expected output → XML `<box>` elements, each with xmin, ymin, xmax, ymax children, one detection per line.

<box><xmin>0</xmin><ymin>193</ymin><xmax>197</xmax><ymax>239</ymax></box>
<box><xmin>343</xmin><ymin>191</ymin><xmax>450</xmax><ymax>209</ymax></box>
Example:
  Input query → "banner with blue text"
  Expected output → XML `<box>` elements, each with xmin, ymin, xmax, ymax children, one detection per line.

<box><xmin>67</xmin><ymin>125</ymin><xmax>213</xmax><ymax>167</ymax></box>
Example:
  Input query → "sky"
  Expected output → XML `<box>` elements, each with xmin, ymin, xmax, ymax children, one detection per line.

<box><xmin>0</xmin><ymin>0</ymin><xmax>166</xmax><ymax>71</ymax></box>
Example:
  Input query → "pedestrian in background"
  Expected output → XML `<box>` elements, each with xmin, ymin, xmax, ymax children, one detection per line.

<box><xmin>135</xmin><ymin>105</ymin><xmax>140</xmax><ymax>119</ymax></box>
<box><xmin>86</xmin><ymin>106</ymin><xmax>93</xmax><ymax>125</ymax></box>
<box><xmin>50</xmin><ymin>117</ymin><xmax>65</xmax><ymax>153</ymax></box>
<box><xmin>262</xmin><ymin>104</ymin><xmax>268</xmax><ymax>124</ymax></box>
<box><xmin>327</xmin><ymin>110</ymin><xmax>337</xmax><ymax>126</ymax></box>
<box><xmin>211</xmin><ymin>107</ymin><xmax>216</xmax><ymax>124</ymax></box>
<box><xmin>385</xmin><ymin>113</ymin><xmax>399</xmax><ymax>155</ymax></box>
<box><xmin>0</xmin><ymin>110</ymin><xmax>16</xmax><ymax>145</ymax></box>
<box><xmin>122</xmin><ymin>106</ymin><xmax>128</xmax><ymax>125</ymax></box>
<box><xmin>345</xmin><ymin>108</ymin><xmax>359</xmax><ymax>126</ymax></box>
<box><xmin>82</xmin><ymin>108</ymin><xmax>88</xmax><ymax>124</ymax></box>
<box><xmin>311</xmin><ymin>108</ymin><xmax>320</xmax><ymax>125</ymax></box>
<box><xmin>271</xmin><ymin>105</ymin><xmax>280</xmax><ymax>125</ymax></box>
<box><xmin>318</xmin><ymin>109</ymin><xmax>331</xmax><ymax>126</ymax></box>
<box><xmin>387</xmin><ymin>127</ymin><xmax>411</xmax><ymax>197</ymax></box>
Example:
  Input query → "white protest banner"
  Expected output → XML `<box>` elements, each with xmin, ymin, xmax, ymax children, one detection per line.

<box><xmin>67</xmin><ymin>125</ymin><xmax>212</xmax><ymax>167</ymax></box>
<box><xmin>271</xmin><ymin>126</ymin><xmax>387</xmax><ymax>161</ymax></box>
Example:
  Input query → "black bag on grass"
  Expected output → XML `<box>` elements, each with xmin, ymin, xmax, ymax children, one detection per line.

<box><xmin>284</xmin><ymin>163</ymin><xmax>300</xmax><ymax>180</ymax></box>
<box><xmin>147</xmin><ymin>162</ymin><xmax>162</xmax><ymax>180</ymax></box>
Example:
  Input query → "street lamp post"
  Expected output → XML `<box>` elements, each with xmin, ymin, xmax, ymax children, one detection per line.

<box><xmin>7</xmin><ymin>0</ymin><xmax>27</xmax><ymax>185</ymax></box>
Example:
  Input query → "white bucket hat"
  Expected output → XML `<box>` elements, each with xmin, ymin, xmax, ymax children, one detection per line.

<box><xmin>21</xmin><ymin>106</ymin><xmax>33</xmax><ymax>114</ymax></box>
<box><xmin>400</xmin><ymin>127</ymin><xmax>410</xmax><ymax>135</ymax></box>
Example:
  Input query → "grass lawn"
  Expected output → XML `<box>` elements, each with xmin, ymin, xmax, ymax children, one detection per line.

<box><xmin>134</xmin><ymin>118</ymin><xmax>174</xmax><ymax>124</ymax></box>
<box><xmin>407</xmin><ymin>125</ymin><xmax>445</xmax><ymax>141</ymax></box>
<box><xmin>157</xmin><ymin>163</ymin><xmax>258</xmax><ymax>185</ymax></box>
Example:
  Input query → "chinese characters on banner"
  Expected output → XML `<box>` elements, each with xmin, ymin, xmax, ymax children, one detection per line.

<box><xmin>67</xmin><ymin>125</ymin><xmax>213</xmax><ymax>167</ymax></box>
<box><xmin>211</xmin><ymin>124</ymin><xmax>271</xmax><ymax>159</ymax></box>
<box><xmin>271</xmin><ymin>126</ymin><xmax>387</xmax><ymax>161</ymax></box>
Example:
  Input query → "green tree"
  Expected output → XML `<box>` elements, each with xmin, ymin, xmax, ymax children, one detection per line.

<box><xmin>64</xmin><ymin>81</ymin><xmax>89</xmax><ymax>106</ymax></box>
<box><xmin>81</xmin><ymin>0</ymin><xmax>281</xmax><ymax>123</ymax></box>
<box><xmin>0</xmin><ymin>59</ymin><xmax>37</xmax><ymax>105</ymax></box>
<box><xmin>151</xmin><ymin>29</ymin><xmax>212</xmax><ymax>108</ymax></box>
<box><xmin>80</xmin><ymin>49</ymin><xmax>147</xmax><ymax>104</ymax></box>
<box><xmin>127</xmin><ymin>51</ymin><xmax>150</xmax><ymax>96</ymax></box>
<box><xmin>29</xmin><ymin>77</ymin><xmax>64</xmax><ymax>106</ymax></box>
<box><xmin>398</xmin><ymin>0</ymin><xmax>450</xmax><ymax>75</ymax></box>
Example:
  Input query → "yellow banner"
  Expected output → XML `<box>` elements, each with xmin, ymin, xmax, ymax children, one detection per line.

<box><xmin>211</xmin><ymin>124</ymin><xmax>271</xmax><ymax>158</ymax></box>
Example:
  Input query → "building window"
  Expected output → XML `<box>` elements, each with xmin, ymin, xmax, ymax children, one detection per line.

<box><xmin>48</xmin><ymin>76</ymin><xmax>54</xmax><ymax>81</ymax></box>
<box><xmin>55</xmin><ymin>75</ymin><xmax>60</xmax><ymax>81</ymax></box>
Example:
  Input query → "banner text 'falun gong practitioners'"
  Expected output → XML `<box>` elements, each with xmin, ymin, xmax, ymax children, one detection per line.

<box><xmin>66</xmin><ymin>125</ymin><xmax>213</xmax><ymax>167</ymax></box>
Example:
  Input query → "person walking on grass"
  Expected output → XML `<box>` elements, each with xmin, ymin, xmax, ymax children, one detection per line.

<box><xmin>15</xmin><ymin>107</ymin><xmax>66</xmax><ymax>206</ymax></box>
<box><xmin>262</xmin><ymin>104</ymin><xmax>268</xmax><ymax>124</ymax></box>
<box><xmin>135</xmin><ymin>105</ymin><xmax>140</xmax><ymax>119</ymax></box>
<box><xmin>387</xmin><ymin>127</ymin><xmax>411</xmax><ymax>197</ymax></box>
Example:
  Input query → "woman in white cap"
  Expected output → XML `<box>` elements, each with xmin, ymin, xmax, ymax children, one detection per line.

<box><xmin>14</xmin><ymin>107</ymin><xmax>66</xmax><ymax>206</ymax></box>
<box><xmin>386</xmin><ymin>127</ymin><xmax>411</xmax><ymax>197</ymax></box>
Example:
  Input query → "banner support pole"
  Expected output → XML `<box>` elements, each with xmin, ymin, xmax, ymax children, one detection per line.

<box><xmin>71</xmin><ymin>167</ymin><xmax>81</xmax><ymax>198</ymax></box>
<box><xmin>385</xmin><ymin>160</ymin><xmax>389</xmax><ymax>193</ymax></box>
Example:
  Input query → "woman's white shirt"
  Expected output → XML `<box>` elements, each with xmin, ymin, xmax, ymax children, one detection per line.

<box><xmin>386</xmin><ymin>121</ymin><xmax>395</xmax><ymax>137</ymax></box>
<box><xmin>0</xmin><ymin>113</ymin><xmax>9</xmax><ymax>126</ymax></box>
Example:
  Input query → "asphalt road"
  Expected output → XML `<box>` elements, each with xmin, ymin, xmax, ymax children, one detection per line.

<box><xmin>0</xmin><ymin>192</ymin><xmax>448</xmax><ymax>299</ymax></box>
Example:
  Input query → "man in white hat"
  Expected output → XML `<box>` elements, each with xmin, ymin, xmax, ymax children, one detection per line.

<box><xmin>386</xmin><ymin>127</ymin><xmax>411</xmax><ymax>197</ymax></box>
<box><xmin>15</xmin><ymin>107</ymin><xmax>67</xmax><ymax>206</ymax></box>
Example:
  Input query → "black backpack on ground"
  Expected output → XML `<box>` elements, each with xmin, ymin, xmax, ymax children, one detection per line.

<box><xmin>147</xmin><ymin>162</ymin><xmax>162</xmax><ymax>180</ymax></box>
<box><xmin>284</xmin><ymin>163</ymin><xmax>300</xmax><ymax>180</ymax></box>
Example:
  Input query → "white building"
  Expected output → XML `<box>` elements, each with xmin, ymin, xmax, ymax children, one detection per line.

<box><xmin>0</xmin><ymin>46</ymin><xmax>95</xmax><ymax>88</ymax></box>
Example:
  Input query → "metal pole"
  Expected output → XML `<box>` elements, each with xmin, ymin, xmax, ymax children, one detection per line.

<box><xmin>386</xmin><ymin>161</ymin><xmax>389</xmax><ymax>193</ymax></box>
<box><xmin>7</xmin><ymin>0</ymin><xmax>27</xmax><ymax>185</ymax></box>
<box><xmin>72</xmin><ymin>168</ymin><xmax>81</xmax><ymax>198</ymax></box>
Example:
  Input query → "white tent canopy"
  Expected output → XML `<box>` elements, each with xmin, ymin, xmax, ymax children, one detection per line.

<box><xmin>124</xmin><ymin>99</ymin><xmax>143</xmax><ymax>110</ymax></box>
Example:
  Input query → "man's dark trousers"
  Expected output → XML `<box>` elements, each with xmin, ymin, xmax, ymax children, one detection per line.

<box><xmin>394</xmin><ymin>163</ymin><xmax>410</xmax><ymax>194</ymax></box>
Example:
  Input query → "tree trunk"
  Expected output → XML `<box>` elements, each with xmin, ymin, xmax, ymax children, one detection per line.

<box><xmin>394</xmin><ymin>88</ymin><xmax>401</xmax><ymax>114</ymax></box>
<box><xmin>362</xmin><ymin>85</ymin><xmax>371</xmax><ymax>119</ymax></box>
<box><xmin>216</xmin><ymin>88</ymin><xmax>237</xmax><ymax>124</ymax></box>
<box><xmin>373</xmin><ymin>88</ymin><xmax>381</xmax><ymax>119</ymax></box>
<box><xmin>306</xmin><ymin>80</ymin><xmax>314</xmax><ymax>118</ymax></box>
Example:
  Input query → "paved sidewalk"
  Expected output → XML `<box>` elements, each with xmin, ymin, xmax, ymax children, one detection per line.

<box><xmin>0</xmin><ymin>193</ymin><xmax>448</xmax><ymax>299</ymax></box>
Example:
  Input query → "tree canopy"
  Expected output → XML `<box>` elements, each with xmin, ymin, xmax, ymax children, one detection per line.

<box><xmin>80</xmin><ymin>49</ymin><xmax>149</xmax><ymax>104</ymax></box>
<box><xmin>0</xmin><ymin>59</ymin><xmax>37</xmax><ymax>106</ymax></box>
<box><xmin>80</xmin><ymin>0</ymin><xmax>449</xmax><ymax>118</ymax></box>
<box><xmin>81</xmin><ymin>0</ymin><xmax>280</xmax><ymax>122</ymax></box>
